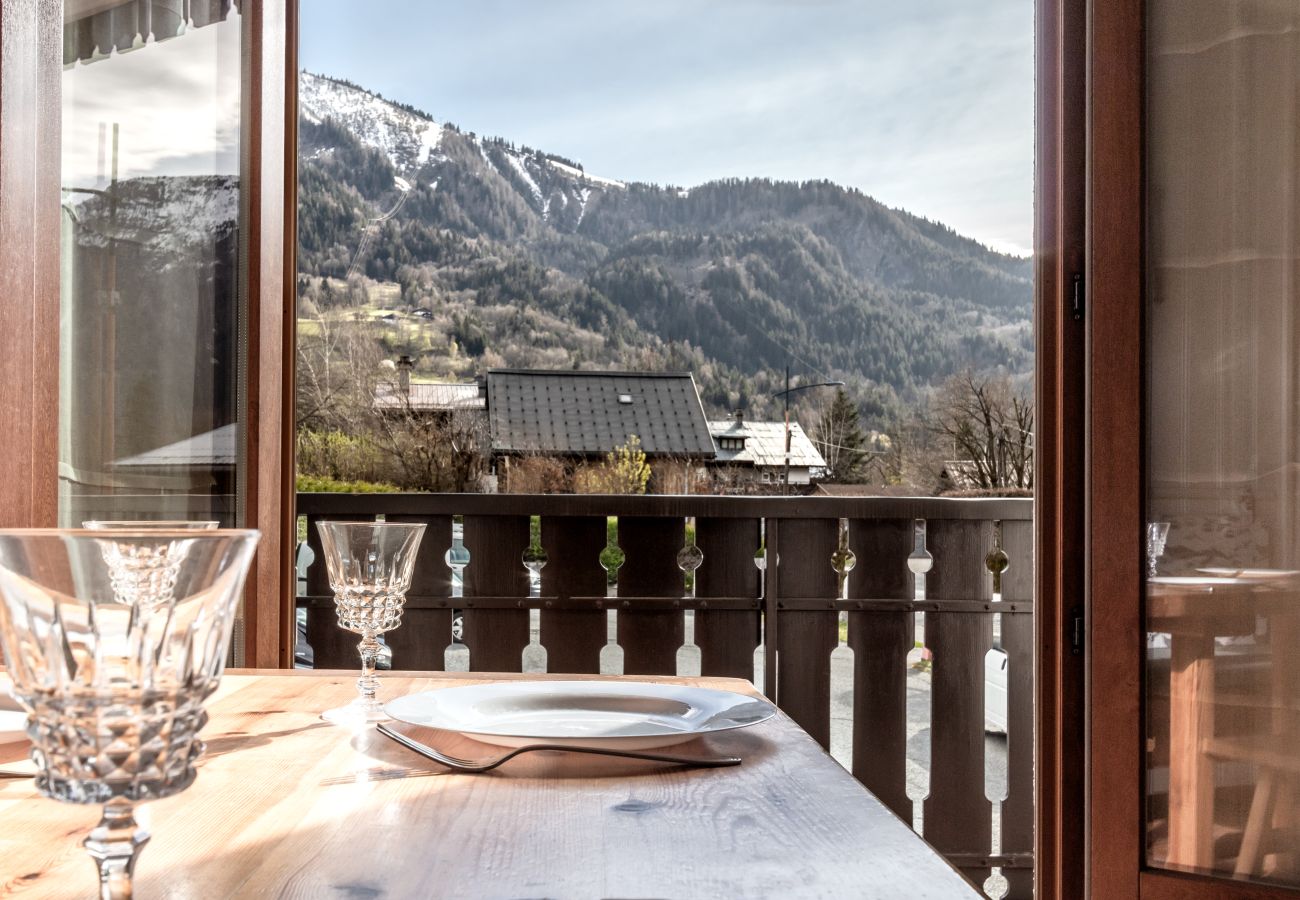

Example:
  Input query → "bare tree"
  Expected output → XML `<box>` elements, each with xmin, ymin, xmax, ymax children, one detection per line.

<box><xmin>503</xmin><ymin>455</ymin><xmax>571</xmax><ymax>494</ymax></box>
<box><xmin>932</xmin><ymin>371</ymin><xmax>1033</xmax><ymax>491</ymax></box>
<box><xmin>371</xmin><ymin>404</ymin><xmax>490</xmax><ymax>493</ymax></box>
<box><xmin>296</xmin><ymin>314</ymin><xmax>383</xmax><ymax>432</ymax></box>
<box><xmin>297</xmin><ymin>312</ymin><xmax>490</xmax><ymax>492</ymax></box>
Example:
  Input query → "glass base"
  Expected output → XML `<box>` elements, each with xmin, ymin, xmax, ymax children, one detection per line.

<box><xmin>321</xmin><ymin>699</ymin><xmax>388</xmax><ymax>727</ymax></box>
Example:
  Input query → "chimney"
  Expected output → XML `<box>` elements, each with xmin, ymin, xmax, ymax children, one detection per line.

<box><xmin>397</xmin><ymin>355</ymin><xmax>413</xmax><ymax>395</ymax></box>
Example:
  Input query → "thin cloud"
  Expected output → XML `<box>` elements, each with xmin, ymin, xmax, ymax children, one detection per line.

<box><xmin>62</xmin><ymin>19</ymin><xmax>241</xmax><ymax>189</ymax></box>
<box><xmin>302</xmin><ymin>0</ymin><xmax>1032</xmax><ymax>253</ymax></box>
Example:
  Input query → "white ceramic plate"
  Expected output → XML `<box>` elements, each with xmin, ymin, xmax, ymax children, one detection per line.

<box><xmin>385</xmin><ymin>681</ymin><xmax>776</xmax><ymax>750</ymax></box>
<box><xmin>0</xmin><ymin>710</ymin><xmax>28</xmax><ymax>746</ymax></box>
<box><xmin>1197</xmin><ymin>568</ymin><xmax>1300</xmax><ymax>581</ymax></box>
<box><xmin>1149</xmin><ymin>576</ymin><xmax>1247</xmax><ymax>588</ymax></box>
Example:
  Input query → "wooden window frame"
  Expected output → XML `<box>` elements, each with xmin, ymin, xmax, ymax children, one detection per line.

<box><xmin>0</xmin><ymin>0</ymin><xmax>298</xmax><ymax>668</ymax></box>
<box><xmin>0</xmin><ymin>0</ymin><xmax>61</xmax><ymax>531</ymax></box>
<box><xmin>1085</xmin><ymin>0</ymin><xmax>1300</xmax><ymax>895</ymax></box>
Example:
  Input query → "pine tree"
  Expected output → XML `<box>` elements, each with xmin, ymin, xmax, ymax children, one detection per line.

<box><xmin>815</xmin><ymin>388</ymin><xmax>869</xmax><ymax>483</ymax></box>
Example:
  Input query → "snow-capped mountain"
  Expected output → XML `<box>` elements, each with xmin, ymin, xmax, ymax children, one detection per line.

<box><xmin>68</xmin><ymin>174</ymin><xmax>238</xmax><ymax>258</ymax></box>
<box><xmin>299</xmin><ymin>71</ymin><xmax>623</xmax><ymax>229</ymax></box>
<box><xmin>296</xmin><ymin>70</ymin><xmax>1034</xmax><ymax>416</ymax></box>
<box><xmin>300</xmin><ymin>72</ymin><xmax>446</xmax><ymax>173</ymax></box>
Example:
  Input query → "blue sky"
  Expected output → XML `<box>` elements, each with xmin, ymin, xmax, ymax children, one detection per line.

<box><xmin>302</xmin><ymin>1</ymin><xmax>1033</xmax><ymax>255</ymax></box>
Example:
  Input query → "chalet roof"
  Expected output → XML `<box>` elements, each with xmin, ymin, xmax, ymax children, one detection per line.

<box><xmin>374</xmin><ymin>381</ymin><xmax>485</xmax><ymax>412</ymax></box>
<box><xmin>707</xmin><ymin>420</ymin><xmax>827</xmax><ymax>469</ymax></box>
<box><xmin>113</xmin><ymin>423</ymin><xmax>237</xmax><ymax>468</ymax></box>
<box><xmin>487</xmin><ymin>370</ymin><xmax>716</xmax><ymax>458</ymax></box>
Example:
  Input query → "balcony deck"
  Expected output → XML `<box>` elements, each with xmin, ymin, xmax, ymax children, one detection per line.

<box><xmin>296</xmin><ymin>492</ymin><xmax>1034</xmax><ymax>898</ymax></box>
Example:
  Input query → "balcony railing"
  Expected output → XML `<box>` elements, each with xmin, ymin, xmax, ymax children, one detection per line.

<box><xmin>296</xmin><ymin>492</ymin><xmax>1034</xmax><ymax>898</ymax></box>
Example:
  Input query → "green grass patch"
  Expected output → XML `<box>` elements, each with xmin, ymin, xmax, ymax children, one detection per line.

<box><xmin>295</xmin><ymin>473</ymin><xmax>403</xmax><ymax>493</ymax></box>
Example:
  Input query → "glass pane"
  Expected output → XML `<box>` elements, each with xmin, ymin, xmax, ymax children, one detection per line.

<box><xmin>1146</xmin><ymin>0</ymin><xmax>1300</xmax><ymax>885</ymax></box>
<box><xmin>59</xmin><ymin>2</ymin><xmax>243</xmax><ymax>527</ymax></box>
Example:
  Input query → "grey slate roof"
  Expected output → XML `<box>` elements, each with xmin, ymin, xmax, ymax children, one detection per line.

<box><xmin>488</xmin><ymin>370</ymin><xmax>716</xmax><ymax>458</ymax></box>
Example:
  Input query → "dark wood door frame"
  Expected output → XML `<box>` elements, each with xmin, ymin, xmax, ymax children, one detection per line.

<box><xmin>1084</xmin><ymin>0</ymin><xmax>1145</xmax><ymax>894</ymax></box>
<box><xmin>1036</xmin><ymin>0</ymin><xmax>1088</xmax><ymax>895</ymax></box>
<box><xmin>0</xmin><ymin>2</ymin><xmax>298</xmax><ymax>668</ymax></box>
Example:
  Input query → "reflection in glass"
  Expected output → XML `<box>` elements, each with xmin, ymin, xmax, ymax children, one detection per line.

<box><xmin>59</xmin><ymin>4</ymin><xmax>244</xmax><ymax>529</ymax></box>
<box><xmin>1145</xmin><ymin>0</ymin><xmax>1300</xmax><ymax>885</ymax></box>
<box><xmin>1146</xmin><ymin>522</ymin><xmax>1169</xmax><ymax>578</ymax></box>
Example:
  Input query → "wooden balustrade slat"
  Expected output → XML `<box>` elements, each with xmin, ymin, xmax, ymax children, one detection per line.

<box><xmin>846</xmin><ymin>517</ymin><xmax>916</xmax><ymax>821</ymax></box>
<box><xmin>462</xmin><ymin>515</ymin><xmax>531</xmax><ymax>672</ymax></box>
<box><xmin>302</xmin><ymin>514</ymin><xmax>354</xmax><ymax>670</ymax></box>
<box><xmin>615</xmin><ymin>516</ymin><xmax>686</xmax><ymax>675</ymax></box>
<box><xmin>303</xmin><ymin>606</ymin><xmax>356</xmax><ymax>671</ymax></box>
<box><xmin>775</xmin><ymin>517</ymin><xmax>840</xmax><ymax>749</ymax></box>
<box><xmin>303</xmin><ymin>513</ymin><xmax>331</xmax><ymax>599</ymax></box>
<box><xmin>922</xmin><ymin>518</ymin><xmax>995</xmax><ymax>890</ymax></box>
<box><xmin>1000</xmin><ymin>518</ymin><xmax>1035</xmax><ymax>900</ymax></box>
<box><xmin>693</xmin><ymin>517</ymin><xmax>761</xmax><ymax>679</ymax></box>
<box><xmin>540</xmin><ymin>516</ymin><xmax>609</xmax><ymax>673</ymax></box>
<box><xmin>382</xmin><ymin>514</ymin><xmax>453</xmax><ymax>671</ymax></box>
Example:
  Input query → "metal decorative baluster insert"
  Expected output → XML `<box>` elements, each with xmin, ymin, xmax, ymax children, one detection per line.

<box><xmin>445</xmin><ymin>517</ymin><xmax>471</xmax><ymax>654</ymax></box>
<box><xmin>445</xmin><ymin>517</ymin><xmax>471</xmax><ymax>598</ymax></box>
<box><xmin>985</xmin><ymin>520</ymin><xmax>1010</xmax><ymax>600</ymax></box>
<box><xmin>677</xmin><ymin>517</ymin><xmax>704</xmax><ymax>674</ymax></box>
<box><xmin>522</xmin><ymin>517</ymin><xmax>547</xmax><ymax>599</ymax></box>
<box><xmin>599</xmin><ymin>516</ymin><xmax>625</xmax><ymax>597</ymax></box>
<box><xmin>830</xmin><ymin>517</ymin><xmax>857</xmax><ymax>600</ymax></box>
<box><xmin>907</xmin><ymin>518</ymin><xmax>934</xmax><ymax>599</ymax></box>
<box><xmin>753</xmin><ymin>519</ymin><xmax>776</xmax><ymax>573</ymax></box>
<box><xmin>521</xmin><ymin>515</ymin><xmax>547</xmax><ymax>672</ymax></box>
<box><xmin>677</xmin><ymin>517</ymin><xmax>704</xmax><ymax>598</ymax></box>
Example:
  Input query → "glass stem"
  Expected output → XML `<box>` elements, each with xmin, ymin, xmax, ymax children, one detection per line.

<box><xmin>357</xmin><ymin>630</ymin><xmax>381</xmax><ymax>708</ymax></box>
<box><xmin>84</xmin><ymin>798</ymin><xmax>149</xmax><ymax>900</ymax></box>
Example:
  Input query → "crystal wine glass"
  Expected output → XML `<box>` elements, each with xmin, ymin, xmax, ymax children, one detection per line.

<box><xmin>316</xmin><ymin>520</ymin><xmax>426</xmax><ymax>725</ymax></box>
<box><xmin>82</xmin><ymin>520</ymin><xmax>220</xmax><ymax>611</ymax></box>
<box><xmin>1147</xmin><ymin>521</ymin><xmax>1171</xmax><ymax>578</ymax></box>
<box><xmin>0</xmin><ymin>528</ymin><xmax>259</xmax><ymax>900</ymax></box>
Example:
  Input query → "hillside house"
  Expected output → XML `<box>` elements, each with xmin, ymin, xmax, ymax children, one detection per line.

<box><xmin>485</xmin><ymin>369</ymin><xmax>715</xmax><ymax>491</ymax></box>
<box><xmin>372</xmin><ymin>356</ymin><xmax>486</xmax><ymax>420</ymax></box>
<box><xmin>708</xmin><ymin>410</ymin><xmax>827</xmax><ymax>488</ymax></box>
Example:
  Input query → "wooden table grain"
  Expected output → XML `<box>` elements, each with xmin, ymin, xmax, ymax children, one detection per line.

<box><xmin>0</xmin><ymin>671</ymin><xmax>980</xmax><ymax>899</ymax></box>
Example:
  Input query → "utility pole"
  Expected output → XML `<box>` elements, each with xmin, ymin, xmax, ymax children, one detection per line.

<box><xmin>772</xmin><ymin>366</ymin><xmax>843</xmax><ymax>495</ymax></box>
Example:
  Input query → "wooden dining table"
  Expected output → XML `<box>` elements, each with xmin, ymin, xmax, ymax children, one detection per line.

<box><xmin>0</xmin><ymin>670</ymin><xmax>980</xmax><ymax>899</ymax></box>
<box><xmin>1147</xmin><ymin>578</ymin><xmax>1300</xmax><ymax>875</ymax></box>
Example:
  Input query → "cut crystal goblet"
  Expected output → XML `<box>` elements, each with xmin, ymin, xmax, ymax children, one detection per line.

<box><xmin>0</xmin><ymin>528</ymin><xmax>259</xmax><ymax>900</ymax></box>
<box><xmin>316</xmin><ymin>520</ymin><xmax>426</xmax><ymax>725</ymax></box>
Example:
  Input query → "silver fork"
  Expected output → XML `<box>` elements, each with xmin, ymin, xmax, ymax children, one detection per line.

<box><xmin>375</xmin><ymin>722</ymin><xmax>741</xmax><ymax>773</ymax></box>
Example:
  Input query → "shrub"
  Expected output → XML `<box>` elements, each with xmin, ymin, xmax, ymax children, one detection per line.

<box><xmin>295</xmin><ymin>473</ymin><xmax>402</xmax><ymax>493</ymax></box>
